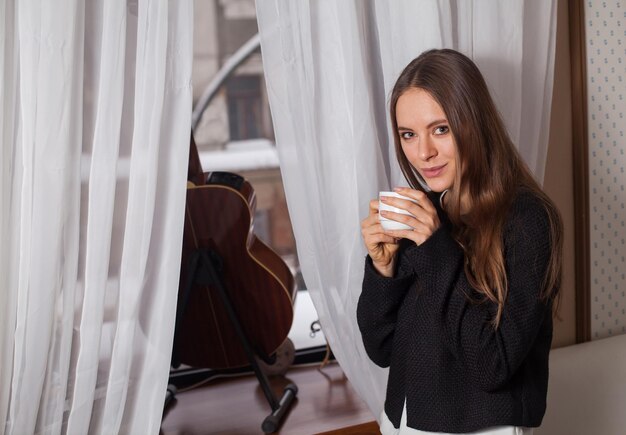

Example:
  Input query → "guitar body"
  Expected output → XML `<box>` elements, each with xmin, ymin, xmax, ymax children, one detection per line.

<box><xmin>174</xmin><ymin>172</ymin><xmax>296</xmax><ymax>369</ymax></box>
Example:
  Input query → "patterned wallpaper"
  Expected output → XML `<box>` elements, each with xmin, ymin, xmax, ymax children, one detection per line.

<box><xmin>585</xmin><ymin>1</ymin><xmax>626</xmax><ymax>339</ymax></box>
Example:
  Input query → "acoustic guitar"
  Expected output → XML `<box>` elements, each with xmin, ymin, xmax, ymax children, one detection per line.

<box><xmin>172</xmin><ymin>135</ymin><xmax>297</xmax><ymax>370</ymax></box>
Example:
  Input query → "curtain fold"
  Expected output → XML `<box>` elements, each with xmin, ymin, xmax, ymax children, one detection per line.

<box><xmin>0</xmin><ymin>0</ymin><xmax>21</xmax><ymax>432</ymax></box>
<box><xmin>65</xmin><ymin>1</ymin><xmax>127</xmax><ymax>433</ymax></box>
<box><xmin>257</xmin><ymin>0</ymin><xmax>557</xmax><ymax>419</ymax></box>
<box><xmin>0</xmin><ymin>1</ymin><xmax>192</xmax><ymax>434</ymax></box>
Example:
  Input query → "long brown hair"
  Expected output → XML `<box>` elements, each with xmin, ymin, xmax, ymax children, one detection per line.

<box><xmin>390</xmin><ymin>49</ymin><xmax>562</xmax><ymax>327</ymax></box>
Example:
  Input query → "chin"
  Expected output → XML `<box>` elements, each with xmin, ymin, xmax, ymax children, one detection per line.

<box><xmin>425</xmin><ymin>182</ymin><xmax>452</xmax><ymax>193</ymax></box>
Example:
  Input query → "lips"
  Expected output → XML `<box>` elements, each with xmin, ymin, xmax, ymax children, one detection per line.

<box><xmin>420</xmin><ymin>164</ymin><xmax>447</xmax><ymax>178</ymax></box>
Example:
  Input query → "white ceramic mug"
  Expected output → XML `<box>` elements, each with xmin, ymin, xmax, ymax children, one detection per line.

<box><xmin>378</xmin><ymin>191</ymin><xmax>417</xmax><ymax>231</ymax></box>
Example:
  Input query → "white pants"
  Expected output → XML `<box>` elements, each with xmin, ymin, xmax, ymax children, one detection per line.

<box><xmin>379</xmin><ymin>400</ymin><xmax>534</xmax><ymax>435</ymax></box>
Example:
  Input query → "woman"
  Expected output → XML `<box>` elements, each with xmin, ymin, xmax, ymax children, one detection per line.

<box><xmin>357</xmin><ymin>49</ymin><xmax>562</xmax><ymax>434</ymax></box>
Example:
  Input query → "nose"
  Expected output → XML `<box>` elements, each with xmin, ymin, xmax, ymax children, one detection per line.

<box><xmin>418</xmin><ymin>135</ymin><xmax>437</xmax><ymax>161</ymax></box>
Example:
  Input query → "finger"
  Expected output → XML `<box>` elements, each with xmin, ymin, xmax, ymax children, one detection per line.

<box><xmin>361</xmin><ymin>212</ymin><xmax>383</xmax><ymax>230</ymax></box>
<box><xmin>369</xmin><ymin>199</ymin><xmax>380</xmax><ymax>214</ymax></box>
<box><xmin>410</xmin><ymin>213</ymin><xmax>438</xmax><ymax>235</ymax></box>
<box><xmin>363</xmin><ymin>221</ymin><xmax>394</xmax><ymax>238</ymax></box>
<box><xmin>392</xmin><ymin>186</ymin><xmax>425</xmax><ymax>201</ymax></box>
<box><xmin>384</xmin><ymin>228</ymin><xmax>427</xmax><ymax>245</ymax></box>
<box><xmin>379</xmin><ymin>195</ymin><xmax>416</xmax><ymax>211</ymax></box>
<box><xmin>381</xmin><ymin>193</ymin><xmax>430</xmax><ymax>218</ymax></box>
<box><xmin>367</xmin><ymin>233</ymin><xmax>400</xmax><ymax>245</ymax></box>
<box><xmin>379</xmin><ymin>210</ymin><xmax>419</xmax><ymax>228</ymax></box>
<box><xmin>393</xmin><ymin>187</ymin><xmax>438</xmax><ymax>214</ymax></box>
<box><xmin>363</xmin><ymin>230</ymin><xmax>400</xmax><ymax>249</ymax></box>
<box><xmin>379</xmin><ymin>210</ymin><xmax>441</xmax><ymax>240</ymax></box>
<box><xmin>382</xmin><ymin>198</ymin><xmax>438</xmax><ymax>230</ymax></box>
<box><xmin>383</xmin><ymin>228</ymin><xmax>418</xmax><ymax>243</ymax></box>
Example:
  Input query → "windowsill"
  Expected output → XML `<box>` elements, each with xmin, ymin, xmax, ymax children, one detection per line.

<box><xmin>198</xmin><ymin>138</ymin><xmax>279</xmax><ymax>172</ymax></box>
<box><xmin>288</xmin><ymin>289</ymin><xmax>326</xmax><ymax>350</ymax></box>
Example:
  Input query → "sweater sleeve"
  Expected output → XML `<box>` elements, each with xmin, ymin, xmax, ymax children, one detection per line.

<box><xmin>357</xmin><ymin>241</ymin><xmax>415</xmax><ymax>368</ymax></box>
<box><xmin>405</xmin><ymin>196</ymin><xmax>553</xmax><ymax>392</ymax></box>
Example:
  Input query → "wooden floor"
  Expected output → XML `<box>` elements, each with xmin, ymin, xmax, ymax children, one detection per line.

<box><xmin>160</xmin><ymin>361</ymin><xmax>380</xmax><ymax>435</ymax></box>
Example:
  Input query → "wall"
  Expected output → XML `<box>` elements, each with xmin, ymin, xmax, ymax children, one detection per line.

<box><xmin>193</xmin><ymin>0</ymin><xmax>229</xmax><ymax>150</ymax></box>
<box><xmin>544</xmin><ymin>0</ymin><xmax>577</xmax><ymax>347</ymax></box>
<box><xmin>584</xmin><ymin>1</ymin><xmax>626</xmax><ymax>339</ymax></box>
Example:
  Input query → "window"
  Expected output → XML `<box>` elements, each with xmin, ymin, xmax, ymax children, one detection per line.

<box><xmin>191</xmin><ymin>0</ymin><xmax>323</xmax><ymax>355</ymax></box>
<box><xmin>226</xmin><ymin>75</ymin><xmax>263</xmax><ymax>140</ymax></box>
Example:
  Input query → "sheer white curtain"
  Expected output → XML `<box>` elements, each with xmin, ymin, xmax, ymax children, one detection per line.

<box><xmin>0</xmin><ymin>1</ymin><xmax>192</xmax><ymax>434</ymax></box>
<box><xmin>256</xmin><ymin>0</ymin><xmax>556</xmax><ymax>418</ymax></box>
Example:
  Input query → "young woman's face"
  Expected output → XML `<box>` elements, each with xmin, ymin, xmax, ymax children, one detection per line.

<box><xmin>396</xmin><ymin>87</ymin><xmax>459</xmax><ymax>194</ymax></box>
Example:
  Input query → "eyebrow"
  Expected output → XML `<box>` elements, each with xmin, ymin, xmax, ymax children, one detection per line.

<box><xmin>397</xmin><ymin>119</ymin><xmax>448</xmax><ymax>131</ymax></box>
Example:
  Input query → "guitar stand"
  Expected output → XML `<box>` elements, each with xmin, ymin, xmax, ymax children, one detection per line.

<box><xmin>172</xmin><ymin>248</ymin><xmax>298</xmax><ymax>434</ymax></box>
<box><xmin>163</xmin><ymin>384</ymin><xmax>177</xmax><ymax>414</ymax></box>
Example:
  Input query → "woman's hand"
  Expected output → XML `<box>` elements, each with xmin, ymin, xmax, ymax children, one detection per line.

<box><xmin>379</xmin><ymin>187</ymin><xmax>441</xmax><ymax>247</ymax></box>
<box><xmin>361</xmin><ymin>199</ymin><xmax>401</xmax><ymax>277</ymax></box>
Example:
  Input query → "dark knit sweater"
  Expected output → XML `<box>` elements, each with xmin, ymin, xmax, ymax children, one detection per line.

<box><xmin>357</xmin><ymin>189</ymin><xmax>555</xmax><ymax>433</ymax></box>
